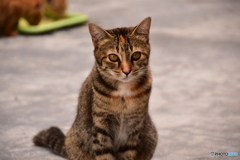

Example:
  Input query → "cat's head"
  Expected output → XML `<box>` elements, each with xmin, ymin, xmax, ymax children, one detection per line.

<box><xmin>89</xmin><ymin>17</ymin><xmax>151</xmax><ymax>82</ymax></box>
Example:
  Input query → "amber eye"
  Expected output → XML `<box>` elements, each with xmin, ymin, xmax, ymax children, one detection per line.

<box><xmin>131</xmin><ymin>52</ymin><xmax>141</xmax><ymax>61</ymax></box>
<box><xmin>108</xmin><ymin>54</ymin><xmax>119</xmax><ymax>62</ymax></box>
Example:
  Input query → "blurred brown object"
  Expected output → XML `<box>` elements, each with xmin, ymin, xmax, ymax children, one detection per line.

<box><xmin>0</xmin><ymin>0</ymin><xmax>45</xmax><ymax>36</ymax></box>
<box><xmin>44</xmin><ymin>0</ymin><xmax>68</xmax><ymax>20</ymax></box>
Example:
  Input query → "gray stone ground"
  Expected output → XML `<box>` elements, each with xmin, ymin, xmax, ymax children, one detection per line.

<box><xmin>0</xmin><ymin>0</ymin><xmax>240</xmax><ymax>159</ymax></box>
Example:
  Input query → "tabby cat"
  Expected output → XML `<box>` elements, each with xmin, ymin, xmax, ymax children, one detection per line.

<box><xmin>33</xmin><ymin>17</ymin><xmax>158</xmax><ymax>160</ymax></box>
<box><xmin>0</xmin><ymin>0</ymin><xmax>44</xmax><ymax>36</ymax></box>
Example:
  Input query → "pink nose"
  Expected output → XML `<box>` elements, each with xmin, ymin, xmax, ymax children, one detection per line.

<box><xmin>121</xmin><ymin>62</ymin><xmax>131</xmax><ymax>76</ymax></box>
<box><xmin>122</xmin><ymin>69</ymin><xmax>131</xmax><ymax>76</ymax></box>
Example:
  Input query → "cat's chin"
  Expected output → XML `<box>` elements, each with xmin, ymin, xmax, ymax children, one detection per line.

<box><xmin>117</xmin><ymin>76</ymin><xmax>135</xmax><ymax>83</ymax></box>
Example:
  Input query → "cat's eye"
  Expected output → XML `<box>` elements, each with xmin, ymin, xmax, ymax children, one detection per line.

<box><xmin>108</xmin><ymin>54</ymin><xmax>119</xmax><ymax>62</ymax></box>
<box><xmin>131</xmin><ymin>52</ymin><xmax>141</xmax><ymax>61</ymax></box>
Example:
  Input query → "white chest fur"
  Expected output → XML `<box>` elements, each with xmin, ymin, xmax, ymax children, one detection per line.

<box><xmin>114</xmin><ymin>117</ymin><xmax>128</xmax><ymax>151</ymax></box>
<box><xmin>112</xmin><ymin>82</ymin><xmax>136</xmax><ymax>97</ymax></box>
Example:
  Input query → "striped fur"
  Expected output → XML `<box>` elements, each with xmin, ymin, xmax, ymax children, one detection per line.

<box><xmin>33</xmin><ymin>17</ymin><xmax>158</xmax><ymax>160</ymax></box>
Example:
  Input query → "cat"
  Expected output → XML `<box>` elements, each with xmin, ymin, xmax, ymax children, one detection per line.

<box><xmin>33</xmin><ymin>17</ymin><xmax>158</xmax><ymax>160</ymax></box>
<box><xmin>44</xmin><ymin>0</ymin><xmax>67</xmax><ymax>19</ymax></box>
<box><xmin>0</xmin><ymin>0</ymin><xmax>44</xmax><ymax>36</ymax></box>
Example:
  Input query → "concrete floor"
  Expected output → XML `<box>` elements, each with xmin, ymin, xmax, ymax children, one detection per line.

<box><xmin>0</xmin><ymin>0</ymin><xmax>240</xmax><ymax>159</ymax></box>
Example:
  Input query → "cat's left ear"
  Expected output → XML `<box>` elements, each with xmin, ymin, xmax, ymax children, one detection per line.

<box><xmin>89</xmin><ymin>24</ymin><xmax>111</xmax><ymax>47</ymax></box>
<box><xmin>132</xmin><ymin>17</ymin><xmax>151</xmax><ymax>40</ymax></box>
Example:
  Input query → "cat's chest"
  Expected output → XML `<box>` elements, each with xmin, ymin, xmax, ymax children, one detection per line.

<box><xmin>114</xmin><ymin>117</ymin><xmax>128</xmax><ymax>150</ymax></box>
<box><xmin>112</xmin><ymin>83</ymin><xmax>135</xmax><ymax>97</ymax></box>
<box><xmin>113</xmin><ymin>114</ymin><xmax>143</xmax><ymax>152</ymax></box>
<box><xmin>111</xmin><ymin>84</ymin><xmax>136</xmax><ymax>110</ymax></box>
<box><xmin>110</xmin><ymin>82</ymin><xmax>147</xmax><ymax>112</ymax></box>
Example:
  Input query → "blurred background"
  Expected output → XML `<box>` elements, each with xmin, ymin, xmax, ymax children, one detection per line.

<box><xmin>0</xmin><ymin>0</ymin><xmax>240</xmax><ymax>159</ymax></box>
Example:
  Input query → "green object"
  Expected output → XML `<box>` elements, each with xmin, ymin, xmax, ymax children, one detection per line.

<box><xmin>18</xmin><ymin>13</ymin><xmax>88</xmax><ymax>34</ymax></box>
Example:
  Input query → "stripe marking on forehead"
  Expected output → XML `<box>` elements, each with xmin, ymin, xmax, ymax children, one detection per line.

<box><xmin>119</xmin><ymin>35</ymin><xmax>126</xmax><ymax>44</ymax></box>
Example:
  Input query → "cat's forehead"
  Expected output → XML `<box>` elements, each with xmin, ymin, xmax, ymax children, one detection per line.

<box><xmin>106</xmin><ymin>27</ymin><xmax>135</xmax><ymax>37</ymax></box>
<box><xmin>105</xmin><ymin>27</ymin><xmax>137</xmax><ymax>47</ymax></box>
<box><xmin>95</xmin><ymin>26</ymin><xmax>150</xmax><ymax>56</ymax></box>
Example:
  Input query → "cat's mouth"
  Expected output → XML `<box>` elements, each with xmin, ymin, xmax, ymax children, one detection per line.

<box><xmin>118</xmin><ymin>76</ymin><xmax>135</xmax><ymax>82</ymax></box>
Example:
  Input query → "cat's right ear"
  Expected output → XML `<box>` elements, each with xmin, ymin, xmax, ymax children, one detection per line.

<box><xmin>89</xmin><ymin>24</ymin><xmax>110</xmax><ymax>47</ymax></box>
<box><xmin>132</xmin><ymin>17</ymin><xmax>151</xmax><ymax>41</ymax></box>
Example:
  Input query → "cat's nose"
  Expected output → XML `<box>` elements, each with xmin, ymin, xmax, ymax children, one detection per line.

<box><xmin>121</xmin><ymin>61</ymin><xmax>131</xmax><ymax>76</ymax></box>
<box><xmin>122</xmin><ymin>69</ymin><xmax>131</xmax><ymax>76</ymax></box>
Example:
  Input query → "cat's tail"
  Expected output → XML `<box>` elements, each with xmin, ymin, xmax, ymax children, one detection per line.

<box><xmin>33</xmin><ymin>126</ymin><xmax>67</xmax><ymax>158</ymax></box>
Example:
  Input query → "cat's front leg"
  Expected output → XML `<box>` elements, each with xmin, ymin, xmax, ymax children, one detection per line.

<box><xmin>92</xmin><ymin>121</ymin><xmax>115</xmax><ymax>160</ymax></box>
<box><xmin>118</xmin><ymin>132</ymin><xmax>140</xmax><ymax>160</ymax></box>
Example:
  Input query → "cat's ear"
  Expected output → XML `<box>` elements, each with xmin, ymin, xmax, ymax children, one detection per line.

<box><xmin>89</xmin><ymin>24</ymin><xmax>111</xmax><ymax>47</ymax></box>
<box><xmin>132</xmin><ymin>17</ymin><xmax>151</xmax><ymax>40</ymax></box>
